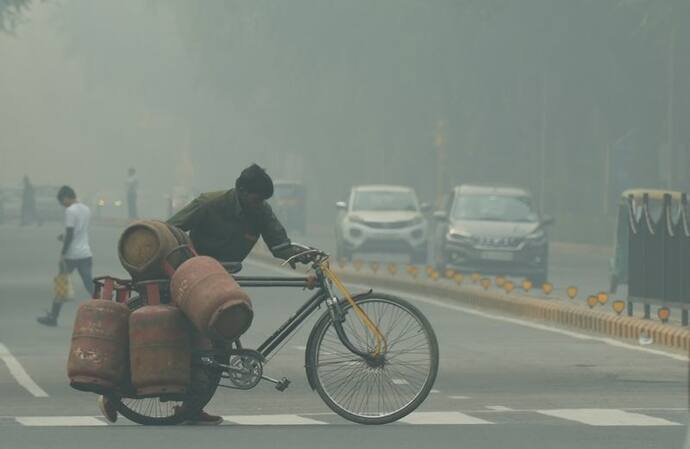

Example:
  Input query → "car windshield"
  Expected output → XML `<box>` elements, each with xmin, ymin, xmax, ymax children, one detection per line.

<box><xmin>352</xmin><ymin>191</ymin><xmax>418</xmax><ymax>212</ymax></box>
<box><xmin>452</xmin><ymin>194</ymin><xmax>538</xmax><ymax>222</ymax></box>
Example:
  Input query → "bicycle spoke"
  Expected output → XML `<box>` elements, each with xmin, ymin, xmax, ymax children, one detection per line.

<box><xmin>314</xmin><ymin>297</ymin><xmax>436</xmax><ymax>420</ymax></box>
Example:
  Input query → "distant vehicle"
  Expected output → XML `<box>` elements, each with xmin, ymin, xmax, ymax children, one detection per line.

<box><xmin>0</xmin><ymin>187</ymin><xmax>22</xmax><ymax>224</ymax></box>
<box><xmin>0</xmin><ymin>185</ymin><xmax>62</xmax><ymax>224</ymax></box>
<box><xmin>270</xmin><ymin>181</ymin><xmax>306</xmax><ymax>235</ymax></box>
<box><xmin>431</xmin><ymin>184</ymin><xmax>553</xmax><ymax>285</ymax></box>
<box><xmin>609</xmin><ymin>189</ymin><xmax>683</xmax><ymax>293</ymax></box>
<box><xmin>335</xmin><ymin>185</ymin><xmax>429</xmax><ymax>264</ymax></box>
<box><xmin>34</xmin><ymin>185</ymin><xmax>64</xmax><ymax>223</ymax></box>
<box><xmin>90</xmin><ymin>191</ymin><xmax>126</xmax><ymax>219</ymax></box>
<box><xmin>166</xmin><ymin>186</ymin><xmax>197</xmax><ymax>218</ymax></box>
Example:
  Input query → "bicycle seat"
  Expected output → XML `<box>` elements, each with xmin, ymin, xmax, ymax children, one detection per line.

<box><xmin>220</xmin><ymin>261</ymin><xmax>243</xmax><ymax>274</ymax></box>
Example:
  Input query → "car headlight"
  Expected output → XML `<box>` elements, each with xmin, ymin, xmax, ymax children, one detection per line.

<box><xmin>525</xmin><ymin>229</ymin><xmax>545</xmax><ymax>242</ymax></box>
<box><xmin>411</xmin><ymin>216</ymin><xmax>425</xmax><ymax>226</ymax></box>
<box><xmin>447</xmin><ymin>229</ymin><xmax>472</xmax><ymax>241</ymax></box>
<box><xmin>348</xmin><ymin>215</ymin><xmax>365</xmax><ymax>225</ymax></box>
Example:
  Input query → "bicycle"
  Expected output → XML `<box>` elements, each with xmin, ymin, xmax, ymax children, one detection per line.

<box><xmin>114</xmin><ymin>246</ymin><xmax>439</xmax><ymax>425</ymax></box>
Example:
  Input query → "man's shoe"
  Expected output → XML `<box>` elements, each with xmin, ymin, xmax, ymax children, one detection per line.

<box><xmin>36</xmin><ymin>315</ymin><xmax>57</xmax><ymax>327</ymax></box>
<box><xmin>185</xmin><ymin>410</ymin><xmax>223</xmax><ymax>426</ymax></box>
<box><xmin>98</xmin><ymin>395</ymin><xmax>118</xmax><ymax>423</ymax></box>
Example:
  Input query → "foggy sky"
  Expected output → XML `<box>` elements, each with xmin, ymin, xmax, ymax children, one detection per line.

<box><xmin>1</xmin><ymin>1</ymin><xmax>688</xmax><ymax>243</ymax></box>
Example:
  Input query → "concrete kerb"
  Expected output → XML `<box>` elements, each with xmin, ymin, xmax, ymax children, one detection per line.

<box><xmin>247</xmin><ymin>248</ymin><xmax>690</xmax><ymax>352</ymax></box>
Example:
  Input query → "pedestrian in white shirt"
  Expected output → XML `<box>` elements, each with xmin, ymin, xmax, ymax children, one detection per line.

<box><xmin>37</xmin><ymin>186</ymin><xmax>94</xmax><ymax>327</ymax></box>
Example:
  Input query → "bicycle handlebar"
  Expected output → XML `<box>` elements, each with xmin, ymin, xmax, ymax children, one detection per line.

<box><xmin>280</xmin><ymin>244</ymin><xmax>329</xmax><ymax>269</ymax></box>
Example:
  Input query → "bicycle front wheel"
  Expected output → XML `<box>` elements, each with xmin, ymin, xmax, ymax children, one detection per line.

<box><xmin>307</xmin><ymin>293</ymin><xmax>438</xmax><ymax>424</ymax></box>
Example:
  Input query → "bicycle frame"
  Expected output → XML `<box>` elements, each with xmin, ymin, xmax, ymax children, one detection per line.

<box><xmin>233</xmin><ymin>265</ymin><xmax>376</xmax><ymax>361</ymax></box>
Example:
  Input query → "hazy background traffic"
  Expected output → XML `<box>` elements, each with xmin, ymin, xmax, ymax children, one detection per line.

<box><xmin>2</xmin><ymin>0</ymin><xmax>688</xmax><ymax>245</ymax></box>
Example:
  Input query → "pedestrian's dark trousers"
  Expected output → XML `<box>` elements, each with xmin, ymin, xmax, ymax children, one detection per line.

<box><xmin>61</xmin><ymin>257</ymin><xmax>94</xmax><ymax>296</ymax></box>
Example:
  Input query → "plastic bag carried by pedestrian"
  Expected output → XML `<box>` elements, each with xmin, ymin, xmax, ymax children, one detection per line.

<box><xmin>53</xmin><ymin>268</ymin><xmax>74</xmax><ymax>303</ymax></box>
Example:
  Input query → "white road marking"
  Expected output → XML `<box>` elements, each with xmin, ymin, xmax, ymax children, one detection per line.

<box><xmin>400</xmin><ymin>411</ymin><xmax>492</xmax><ymax>425</ymax></box>
<box><xmin>537</xmin><ymin>409</ymin><xmax>682</xmax><ymax>426</ymax></box>
<box><xmin>486</xmin><ymin>406</ymin><xmax>513</xmax><ymax>412</ymax></box>
<box><xmin>294</xmin><ymin>345</ymin><xmax>307</xmax><ymax>351</ymax></box>
<box><xmin>430</xmin><ymin>389</ymin><xmax>441</xmax><ymax>394</ymax></box>
<box><xmin>9</xmin><ymin>409</ymin><xmax>687</xmax><ymax>427</ymax></box>
<box><xmin>392</xmin><ymin>378</ymin><xmax>409</xmax><ymax>385</ymax></box>
<box><xmin>222</xmin><ymin>414</ymin><xmax>327</xmax><ymax>425</ymax></box>
<box><xmin>246</xmin><ymin>258</ymin><xmax>689</xmax><ymax>362</ymax></box>
<box><xmin>448</xmin><ymin>396</ymin><xmax>470</xmax><ymax>400</ymax></box>
<box><xmin>16</xmin><ymin>417</ymin><xmax>106</xmax><ymax>427</ymax></box>
<box><xmin>0</xmin><ymin>343</ymin><xmax>49</xmax><ymax>398</ymax></box>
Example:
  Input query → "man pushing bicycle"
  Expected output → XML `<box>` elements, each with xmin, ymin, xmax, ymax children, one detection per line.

<box><xmin>99</xmin><ymin>163</ymin><xmax>316</xmax><ymax>425</ymax></box>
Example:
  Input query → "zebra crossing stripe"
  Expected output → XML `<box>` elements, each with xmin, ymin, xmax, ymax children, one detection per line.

<box><xmin>400</xmin><ymin>412</ymin><xmax>492</xmax><ymax>425</ymax></box>
<box><xmin>16</xmin><ymin>417</ymin><xmax>106</xmax><ymax>427</ymax></box>
<box><xmin>222</xmin><ymin>414</ymin><xmax>328</xmax><ymax>425</ymax></box>
<box><xmin>9</xmin><ymin>409</ymin><xmax>685</xmax><ymax>427</ymax></box>
<box><xmin>486</xmin><ymin>406</ymin><xmax>513</xmax><ymax>412</ymax></box>
<box><xmin>537</xmin><ymin>409</ymin><xmax>682</xmax><ymax>426</ymax></box>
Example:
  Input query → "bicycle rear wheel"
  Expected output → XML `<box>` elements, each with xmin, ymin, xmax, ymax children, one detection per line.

<box><xmin>115</xmin><ymin>395</ymin><xmax>191</xmax><ymax>426</ymax></box>
<box><xmin>115</xmin><ymin>346</ymin><xmax>227</xmax><ymax>425</ymax></box>
<box><xmin>307</xmin><ymin>293</ymin><xmax>438</xmax><ymax>424</ymax></box>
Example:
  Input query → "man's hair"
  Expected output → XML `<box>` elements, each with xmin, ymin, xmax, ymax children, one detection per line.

<box><xmin>56</xmin><ymin>185</ymin><xmax>76</xmax><ymax>202</ymax></box>
<box><xmin>235</xmin><ymin>164</ymin><xmax>274</xmax><ymax>199</ymax></box>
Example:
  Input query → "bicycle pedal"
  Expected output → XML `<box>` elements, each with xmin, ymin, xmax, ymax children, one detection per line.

<box><xmin>275</xmin><ymin>378</ymin><xmax>290</xmax><ymax>392</ymax></box>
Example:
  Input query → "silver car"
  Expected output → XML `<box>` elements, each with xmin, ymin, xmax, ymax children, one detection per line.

<box><xmin>335</xmin><ymin>185</ymin><xmax>429</xmax><ymax>264</ymax></box>
<box><xmin>432</xmin><ymin>184</ymin><xmax>554</xmax><ymax>284</ymax></box>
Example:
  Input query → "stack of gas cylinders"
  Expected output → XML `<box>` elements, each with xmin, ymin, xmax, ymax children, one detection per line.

<box><xmin>67</xmin><ymin>219</ymin><xmax>253</xmax><ymax>399</ymax></box>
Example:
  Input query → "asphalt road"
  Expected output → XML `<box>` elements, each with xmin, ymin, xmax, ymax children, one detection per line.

<box><xmin>0</xmin><ymin>223</ymin><xmax>688</xmax><ymax>449</ymax></box>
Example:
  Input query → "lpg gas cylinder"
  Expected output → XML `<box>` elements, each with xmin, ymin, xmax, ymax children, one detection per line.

<box><xmin>67</xmin><ymin>299</ymin><xmax>130</xmax><ymax>394</ymax></box>
<box><xmin>171</xmin><ymin>256</ymin><xmax>253</xmax><ymax>341</ymax></box>
<box><xmin>129</xmin><ymin>305</ymin><xmax>191</xmax><ymax>397</ymax></box>
<box><xmin>118</xmin><ymin>220</ymin><xmax>189</xmax><ymax>281</ymax></box>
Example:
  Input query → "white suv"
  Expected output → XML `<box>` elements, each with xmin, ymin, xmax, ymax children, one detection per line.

<box><xmin>335</xmin><ymin>185</ymin><xmax>428</xmax><ymax>264</ymax></box>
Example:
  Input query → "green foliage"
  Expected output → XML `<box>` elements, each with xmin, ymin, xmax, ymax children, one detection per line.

<box><xmin>0</xmin><ymin>0</ymin><xmax>32</xmax><ymax>33</ymax></box>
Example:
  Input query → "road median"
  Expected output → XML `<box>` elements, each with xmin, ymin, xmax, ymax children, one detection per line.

<box><xmin>249</xmin><ymin>248</ymin><xmax>690</xmax><ymax>353</ymax></box>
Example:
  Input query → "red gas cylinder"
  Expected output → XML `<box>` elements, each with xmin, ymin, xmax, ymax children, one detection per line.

<box><xmin>129</xmin><ymin>305</ymin><xmax>191</xmax><ymax>397</ymax></box>
<box><xmin>171</xmin><ymin>256</ymin><xmax>253</xmax><ymax>341</ymax></box>
<box><xmin>118</xmin><ymin>220</ymin><xmax>190</xmax><ymax>281</ymax></box>
<box><xmin>67</xmin><ymin>299</ymin><xmax>130</xmax><ymax>394</ymax></box>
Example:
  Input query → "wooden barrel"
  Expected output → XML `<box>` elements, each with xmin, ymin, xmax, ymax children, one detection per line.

<box><xmin>171</xmin><ymin>256</ymin><xmax>253</xmax><ymax>341</ymax></box>
<box><xmin>118</xmin><ymin>220</ymin><xmax>189</xmax><ymax>281</ymax></box>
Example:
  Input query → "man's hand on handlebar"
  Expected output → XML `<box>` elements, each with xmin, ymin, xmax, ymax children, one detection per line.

<box><xmin>305</xmin><ymin>273</ymin><xmax>317</xmax><ymax>290</ymax></box>
<box><xmin>287</xmin><ymin>251</ymin><xmax>316</xmax><ymax>269</ymax></box>
<box><xmin>278</xmin><ymin>245</ymin><xmax>327</xmax><ymax>289</ymax></box>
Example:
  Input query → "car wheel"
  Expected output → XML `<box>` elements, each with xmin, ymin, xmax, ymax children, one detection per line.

<box><xmin>609</xmin><ymin>274</ymin><xmax>619</xmax><ymax>294</ymax></box>
<box><xmin>335</xmin><ymin>241</ymin><xmax>351</xmax><ymax>262</ymax></box>
<box><xmin>411</xmin><ymin>248</ymin><xmax>427</xmax><ymax>266</ymax></box>
<box><xmin>530</xmin><ymin>270</ymin><xmax>548</xmax><ymax>287</ymax></box>
<box><xmin>431</xmin><ymin>243</ymin><xmax>446</xmax><ymax>271</ymax></box>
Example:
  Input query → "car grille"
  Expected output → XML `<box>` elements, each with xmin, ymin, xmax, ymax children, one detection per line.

<box><xmin>362</xmin><ymin>220</ymin><xmax>416</xmax><ymax>229</ymax></box>
<box><xmin>476</xmin><ymin>236</ymin><xmax>522</xmax><ymax>248</ymax></box>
